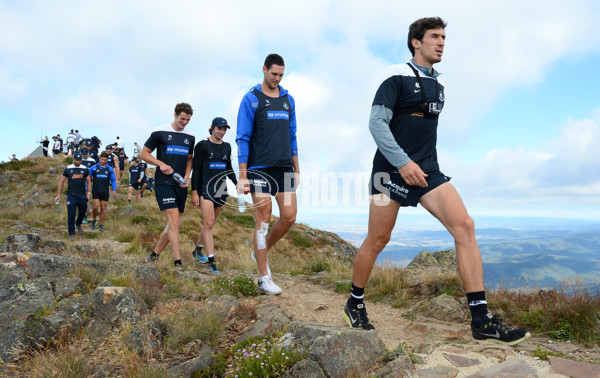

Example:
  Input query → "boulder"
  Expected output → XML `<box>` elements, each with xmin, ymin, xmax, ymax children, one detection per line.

<box><xmin>0</xmin><ymin>233</ymin><xmax>41</xmax><ymax>252</ymax></box>
<box><xmin>0</xmin><ymin>278</ymin><xmax>56</xmax><ymax>320</ymax></box>
<box><xmin>166</xmin><ymin>346</ymin><xmax>215</xmax><ymax>377</ymax></box>
<box><xmin>238</xmin><ymin>303</ymin><xmax>290</xmax><ymax>343</ymax></box>
<box><xmin>91</xmin><ymin>286</ymin><xmax>148</xmax><ymax>325</ymax></box>
<box><xmin>204</xmin><ymin>295</ymin><xmax>239</xmax><ymax>321</ymax></box>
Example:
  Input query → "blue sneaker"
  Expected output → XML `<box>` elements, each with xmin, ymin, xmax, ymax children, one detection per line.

<box><xmin>99</xmin><ymin>225</ymin><xmax>104</xmax><ymax>232</ymax></box>
<box><xmin>82</xmin><ymin>218</ymin><xmax>87</xmax><ymax>224</ymax></box>
<box><xmin>208</xmin><ymin>261</ymin><xmax>220</xmax><ymax>275</ymax></box>
<box><xmin>193</xmin><ymin>247</ymin><xmax>208</xmax><ymax>263</ymax></box>
<box><xmin>90</xmin><ymin>220</ymin><xmax>96</xmax><ymax>230</ymax></box>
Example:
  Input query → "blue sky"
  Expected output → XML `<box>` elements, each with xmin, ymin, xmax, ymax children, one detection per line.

<box><xmin>2</xmin><ymin>0</ymin><xmax>600</xmax><ymax>222</ymax></box>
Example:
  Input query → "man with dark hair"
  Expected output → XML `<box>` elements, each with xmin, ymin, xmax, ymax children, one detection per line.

<box><xmin>55</xmin><ymin>153</ymin><xmax>92</xmax><ymax>240</ymax></box>
<box><xmin>139</xmin><ymin>103</ymin><xmax>195</xmax><ymax>267</ymax></box>
<box><xmin>343</xmin><ymin>17</ymin><xmax>530</xmax><ymax>346</ymax></box>
<box><xmin>191</xmin><ymin>117</ymin><xmax>238</xmax><ymax>275</ymax></box>
<box><xmin>236</xmin><ymin>54</ymin><xmax>299</xmax><ymax>295</ymax></box>
<box><xmin>105</xmin><ymin>145</ymin><xmax>121</xmax><ymax>180</ymax></box>
<box><xmin>89</xmin><ymin>151</ymin><xmax>117</xmax><ymax>232</ymax></box>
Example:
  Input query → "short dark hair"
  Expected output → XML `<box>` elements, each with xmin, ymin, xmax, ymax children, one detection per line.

<box><xmin>174</xmin><ymin>103</ymin><xmax>193</xmax><ymax>116</ymax></box>
<box><xmin>407</xmin><ymin>17</ymin><xmax>447</xmax><ymax>56</ymax></box>
<box><xmin>264</xmin><ymin>53</ymin><xmax>285</xmax><ymax>70</ymax></box>
<box><xmin>100</xmin><ymin>152</ymin><xmax>109</xmax><ymax>158</ymax></box>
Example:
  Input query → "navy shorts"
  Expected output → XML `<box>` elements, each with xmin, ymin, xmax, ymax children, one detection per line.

<box><xmin>130</xmin><ymin>182</ymin><xmax>143</xmax><ymax>190</ymax></box>
<box><xmin>92</xmin><ymin>192</ymin><xmax>110</xmax><ymax>202</ymax></box>
<box><xmin>155</xmin><ymin>184</ymin><xmax>188</xmax><ymax>212</ymax></box>
<box><xmin>370</xmin><ymin>170</ymin><xmax>451</xmax><ymax>207</ymax></box>
<box><xmin>248</xmin><ymin>167</ymin><xmax>296</xmax><ymax>196</ymax></box>
<box><xmin>201</xmin><ymin>194</ymin><xmax>227</xmax><ymax>207</ymax></box>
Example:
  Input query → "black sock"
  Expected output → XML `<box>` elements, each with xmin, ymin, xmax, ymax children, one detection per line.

<box><xmin>194</xmin><ymin>245</ymin><xmax>203</xmax><ymax>254</ymax></box>
<box><xmin>150</xmin><ymin>252</ymin><xmax>158</xmax><ymax>258</ymax></box>
<box><xmin>466</xmin><ymin>291</ymin><xmax>488</xmax><ymax>327</ymax></box>
<box><xmin>208</xmin><ymin>256</ymin><xmax>215</xmax><ymax>264</ymax></box>
<box><xmin>349</xmin><ymin>284</ymin><xmax>365</xmax><ymax>306</ymax></box>
<box><xmin>174</xmin><ymin>259</ymin><xmax>182</xmax><ymax>266</ymax></box>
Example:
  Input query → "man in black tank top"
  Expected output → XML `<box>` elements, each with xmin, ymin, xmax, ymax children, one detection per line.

<box><xmin>55</xmin><ymin>153</ymin><xmax>92</xmax><ymax>239</ymax></box>
<box><xmin>190</xmin><ymin>117</ymin><xmax>238</xmax><ymax>275</ymax></box>
<box><xmin>342</xmin><ymin>17</ymin><xmax>530</xmax><ymax>347</ymax></box>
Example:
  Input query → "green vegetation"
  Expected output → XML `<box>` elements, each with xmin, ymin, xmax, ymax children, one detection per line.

<box><xmin>212</xmin><ymin>273</ymin><xmax>259</xmax><ymax>297</ymax></box>
<box><xmin>163</xmin><ymin>304</ymin><xmax>222</xmax><ymax>350</ymax></box>
<box><xmin>199</xmin><ymin>334</ymin><xmax>305</xmax><ymax>377</ymax></box>
<box><xmin>489</xmin><ymin>281</ymin><xmax>600</xmax><ymax>346</ymax></box>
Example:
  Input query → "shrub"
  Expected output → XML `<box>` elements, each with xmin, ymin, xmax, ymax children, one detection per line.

<box><xmin>287</xmin><ymin>229</ymin><xmax>311</xmax><ymax>248</ymax></box>
<box><xmin>212</xmin><ymin>273</ymin><xmax>259</xmax><ymax>297</ymax></box>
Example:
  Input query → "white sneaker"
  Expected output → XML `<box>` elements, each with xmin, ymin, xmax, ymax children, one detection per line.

<box><xmin>257</xmin><ymin>276</ymin><xmax>282</xmax><ymax>295</ymax></box>
<box><xmin>251</xmin><ymin>251</ymin><xmax>271</xmax><ymax>277</ymax></box>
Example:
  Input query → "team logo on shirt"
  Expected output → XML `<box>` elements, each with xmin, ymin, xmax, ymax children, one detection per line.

<box><xmin>414</xmin><ymin>82</ymin><xmax>421</xmax><ymax>93</ymax></box>
<box><xmin>283</xmin><ymin>102</ymin><xmax>289</xmax><ymax>110</ymax></box>
<box><xmin>438</xmin><ymin>91</ymin><xmax>444</xmax><ymax>101</ymax></box>
<box><xmin>168</xmin><ymin>135</ymin><xmax>173</xmax><ymax>141</ymax></box>
<box><xmin>265</xmin><ymin>99</ymin><xmax>270</xmax><ymax>107</ymax></box>
<box><xmin>184</xmin><ymin>138</ymin><xmax>190</xmax><ymax>145</ymax></box>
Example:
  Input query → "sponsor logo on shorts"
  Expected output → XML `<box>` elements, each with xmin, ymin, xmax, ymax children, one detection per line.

<box><xmin>267</xmin><ymin>111</ymin><xmax>289</xmax><ymax>120</ymax></box>
<box><xmin>252</xmin><ymin>179</ymin><xmax>268</xmax><ymax>187</ymax></box>
<box><xmin>162</xmin><ymin>197</ymin><xmax>176</xmax><ymax>204</ymax></box>
<box><xmin>385</xmin><ymin>180</ymin><xmax>409</xmax><ymax>198</ymax></box>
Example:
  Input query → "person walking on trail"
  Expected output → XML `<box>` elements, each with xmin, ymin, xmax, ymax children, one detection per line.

<box><xmin>55</xmin><ymin>153</ymin><xmax>92</xmax><ymax>240</ymax></box>
<box><xmin>105</xmin><ymin>145</ymin><xmax>121</xmax><ymax>181</ymax></box>
<box><xmin>89</xmin><ymin>152</ymin><xmax>117</xmax><ymax>232</ymax></box>
<box><xmin>139</xmin><ymin>103</ymin><xmax>195</xmax><ymax>268</ymax></box>
<box><xmin>52</xmin><ymin>136</ymin><xmax>61</xmax><ymax>157</ymax></box>
<box><xmin>342</xmin><ymin>17</ymin><xmax>530</xmax><ymax>347</ymax></box>
<box><xmin>127</xmin><ymin>157</ymin><xmax>145</xmax><ymax>203</ymax></box>
<box><xmin>191</xmin><ymin>117</ymin><xmax>238</xmax><ymax>275</ymax></box>
<box><xmin>66</xmin><ymin>130</ymin><xmax>77</xmax><ymax>156</ymax></box>
<box><xmin>236</xmin><ymin>53</ymin><xmax>299</xmax><ymax>295</ymax></box>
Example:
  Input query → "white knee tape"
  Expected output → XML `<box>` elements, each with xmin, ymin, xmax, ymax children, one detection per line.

<box><xmin>256</xmin><ymin>222</ymin><xmax>269</xmax><ymax>250</ymax></box>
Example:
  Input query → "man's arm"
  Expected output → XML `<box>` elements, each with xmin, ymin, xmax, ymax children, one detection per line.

<box><xmin>289</xmin><ymin>95</ymin><xmax>299</xmax><ymax>187</ymax></box>
<box><xmin>109</xmin><ymin>166</ymin><xmax>117</xmax><ymax>193</ymax></box>
<box><xmin>56</xmin><ymin>176</ymin><xmax>67</xmax><ymax>199</ymax></box>
<box><xmin>235</xmin><ymin>93</ymin><xmax>256</xmax><ymax>165</ymax></box>
<box><xmin>139</xmin><ymin>146</ymin><xmax>173</xmax><ymax>175</ymax></box>
<box><xmin>369</xmin><ymin>104</ymin><xmax>427</xmax><ymax>187</ymax></box>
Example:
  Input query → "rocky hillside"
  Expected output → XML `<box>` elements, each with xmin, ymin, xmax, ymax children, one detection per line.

<box><xmin>0</xmin><ymin>157</ymin><xmax>599</xmax><ymax>377</ymax></box>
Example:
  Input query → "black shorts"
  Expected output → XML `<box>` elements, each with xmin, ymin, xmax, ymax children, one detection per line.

<box><xmin>130</xmin><ymin>182</ymin><xmax>143</xmax><ymax>190</ymax></box>
<box><xmin>201</xmin><ymin>194</ymin><xmax>227</xmax><ymax>207</ymax></box>
<box><xmin>248</xmin><ymin>167</ymin><xmax>296</xmax><ymax>196</ymax></box>
<box><xmin>141</xmin><ymin>176</ymin><xmax>148</xmax><ymax>184</ymax></box>
<box><xmin>92</xmin><ymin>192</ymin><xmax>110</xmax><ymax>202</ymax></box>
<box><xmin>154</xmin><ymin>184</ymin><xmax>187</xmax><ymax>212</ymax></box>
<box><xmin>370</xmin><ymin>170</ymin><xmax>451</xmax><ymax>207</ymax></box>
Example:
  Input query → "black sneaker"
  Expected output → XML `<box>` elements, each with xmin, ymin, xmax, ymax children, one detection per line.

<box><xmin>343</xmin><ymin>298</ymin><xmax>375</xmax><ymax>330</ymax></box>
<box><xmin>471</xmin><ymin>312</ymin><xmax>531</xmax><ymax>346</ymax></box>
<box><xmin>146</xmin><ymin>252</ymin><xmax>159</xmax><ymax>262</ymax></box>
<box><xmin>192</xmin><ymin>247</ymin><xmax>208</xmax><ymax>263</ymax></box>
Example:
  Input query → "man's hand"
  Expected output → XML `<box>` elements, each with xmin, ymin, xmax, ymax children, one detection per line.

<box><xmin>237</xmin><ymin>178</ymin><xmax>250</xmax><ymax>194</ymax></box>
<box><xmin>191</xmin><ymin>191</ymin><xmax>200</xmax><ymax>207</ymax></box>
<box><xmin>159</xmin><ymin>162</ymin><xmax>173</xmax><ymax>175</ymax></box>
<box><xmin>398</xmin><ymin>161</ymin><xmax>428</xmax><ymax>187</ymax></box>
<box><xmin>112</xmin><ymin>190</ymin><xmax>117</xmax><ymax>196</ymax></box>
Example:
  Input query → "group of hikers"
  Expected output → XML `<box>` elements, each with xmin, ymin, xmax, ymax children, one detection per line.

<box><xmin>53</xmin><ymin>17</ymin><xmax>532</xmax><ymax>347</ymax></box>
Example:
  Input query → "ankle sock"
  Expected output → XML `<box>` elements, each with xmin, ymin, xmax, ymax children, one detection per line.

<box><xmin>208</xmin><ymin>255</ymin><xmax>215</xmax><ymax>264</ymax></box>
<box><xmin>349</xmin><ymin>284</ymin><xmax>365</xmax><ymax>306</ymax></box>
<box><xmin>467</xmin><ymin>291</ymin><xmax>488</xmax><ymax>327</ymax></box>
<box><xmin>174</xmin><ymin>259</ymin><xmax>182</xmax><ymax>266</ymax></box>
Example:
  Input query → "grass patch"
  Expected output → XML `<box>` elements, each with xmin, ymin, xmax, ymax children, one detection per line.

<box><xmin>367</xmin><ymin>264</ymin><xmax>412</xmax><ymax>307</ymax></box>
<box><xmin>0</xmin><ymin>159</ymin><xmax>36</xmax><ymax>172</ymax></box>
<box><xmin>28</xmin><ymin>353</ymin><xmax>90</xmax><ymax>377</ymax></box>
<box><xmin>489</xmin><ymin>279</ymin><xmax>600</xmax><ymax>346</ymax></box>
<box><xmin>287</xmin><ymin>228</ymin><xmax>312</xmax><ymax>249</ymax></box>
<box><xmin>303</xmin><ymin>257</ymin><xmax>330</xmax><ymax>274</ymax></box>
<box><xmin>200</xmin><ymin>334</ymin><xmax>305</xmax><ymax>377</ymax></box>
<box><xmin>227</xmin><ymin>214</ymin><xmax>256</xmax><ymax>228</ymax></box>
<box><xmin>212</xmin><ymin>273</ymin><xmax>259</xmax><ymax>297</ymax></box>
<box><xmin>424</xmin><ymin>271</ymin><xmax>463</xmax><ymax>297</ymax></box>
<box><xmin>164</xmin><ymin>304</ymin><xmax>222</xmax><ymax>350</ymax></box>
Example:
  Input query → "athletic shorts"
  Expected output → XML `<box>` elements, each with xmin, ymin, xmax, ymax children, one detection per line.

<box><xmin>154</xmin><ymin>184</ymin><xmax>187</xmax><ymax>212</ymax></box>
<box><xmin>141</xmin><ymin>176</ymin><xmax>148</xmax><ymax>184</ymax></box>
<box><xmin>370</xmin><ymin>169</ymin><xmax>451</xmax><ymax>207</ymax></box>
<box><xmin>248</xmin><ymin>167</ymin><xmax>296</xmax><ymax>196</ymax></box>
<box><xmin>92</xmin><ymin>192</ymin><xmax>110</xmax><ymax>202</ymax></box>
<box><xmin>201</xmin><ymin>194</ymin><xmax>227</xmax><ymax>207</ymax></box>
<box><xmin>130</xmin><ymin>182</ymin><xmax>143</xmax><ymax>190</ymax></box>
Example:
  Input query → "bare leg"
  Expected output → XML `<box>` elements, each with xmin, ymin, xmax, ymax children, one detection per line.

<box><xmin>99</xmin><ymin>200</ymin><xmax>108</xmax><ymax>225</ymax></box>
<box><xmin>419</xmin><ymin>183</ymin><xmax>484</xmax><ymax>293</ymax></box>
<box><xmin>352</xmin><ymin>194</ymin><xmax>400</xmax><ymax>287</ymax></box>
<box><xmin>154</xmin><ymin>208</ymin><xmax>183</xmax><ymax>261</ymax></box>
<box><xmin>251</xmin><ymin>192</ymin><xmax>273</xmax><ymax>277</ymax></box>
<box><xmin>267</xmin><ymin>191</ymin><xmax>297</xmax><ymax>250</ymax></box>
<box><xmin>199</xmin><ymin>197</ymin><xmax>222</xmax><ymax>256</ymax></box>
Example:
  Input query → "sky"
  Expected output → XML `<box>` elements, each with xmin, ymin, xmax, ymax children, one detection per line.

<box><xmin>2</xmin><ymin>0</ymin><xmax>600</xmax><ymax>224</ymax></box>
